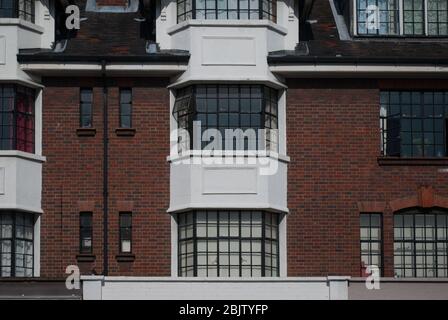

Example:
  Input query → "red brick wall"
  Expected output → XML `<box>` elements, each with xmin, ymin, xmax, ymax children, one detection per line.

<box><xmin>286</xmin><ymin>78</ymin><xmax>448</xmax><ymax>277</ymax></box>
<box><xmin>41</xmin><ymin>77</ymin><xmax>171</xmax><ymax>278</ymax></box>
<box><xmin>41</xmin><ymin>77</ymin><xmax>448</xmax><ymax>279</ymax></box>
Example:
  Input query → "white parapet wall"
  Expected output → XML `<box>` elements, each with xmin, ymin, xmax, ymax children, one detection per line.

<box><xmin>81</xmin><ymin>276</ymin><xmax>350</xmax><ymax>300</ymax></box>
<box><xmin>349</xmin><ymin>278</ymin><xmax>448</xmax><ymax>300</ymax></box>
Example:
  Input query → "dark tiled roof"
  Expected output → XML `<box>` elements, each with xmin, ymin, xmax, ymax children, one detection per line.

<box><xmin>18</xmin><ymin>0</ymin><xmax>189</xmax><ymax>62</ymax></box>
<box><xmin>269</xmin><ymin>0</ymin><xmax>448</xmax><ymax>64</ymax></box>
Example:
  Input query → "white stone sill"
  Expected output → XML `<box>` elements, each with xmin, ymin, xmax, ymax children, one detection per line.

<box><xmin>0</xmin><ymin>150</ymin><xmax>46</xmax><ymax>163</ymax></box>
<box><xmin>81</xmin><ymin>275</ymin><xmax>350</xmax><ymax>283</ymax></box>
<box><xmin>167</xmin><ymin>150</ymin><xmax>290</xmax><ymax>163</ymax></box>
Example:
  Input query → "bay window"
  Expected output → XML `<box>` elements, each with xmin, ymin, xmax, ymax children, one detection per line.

<box><xmin>0</xmin><ymin>85</ymin><xmax>35</xmax><ymax>153</ymax></box>
<box><xmin>0</xmin><ymin>213</ymin><xmax>34</xmax><ymax>278</ymax></box>
<box><xmin>356</xmin><ymin>0</ymin><xmax>448</xmax><ymax>36</ymax></box>
<box><xmin>177</xmin><ymin>0</ymin><xmax>276</xmax><ymax>23</ymax></box>
<box><xmin>0</xmin><ymin>0</ymin><xmax>35</xmax><ymax>23</ymax></box>
<box><xmin>178</xmin><ymin>210</ymin><xmax>279</xmax><ymax>277</ymax></box>
<box><xmin>173</xmin><ymin>84</ymin><xmax>279</xmax><ymax>152</ymax></box>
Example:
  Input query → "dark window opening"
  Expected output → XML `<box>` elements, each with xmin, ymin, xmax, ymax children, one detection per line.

<box><xmin>0</xmin><ymin>213</ymin><xmax>34</xmax><ymax>277</ymax></box>
<box><xmin>119</xmin><ymin>213</ymin><xmax>132</xmax><ymax>253</ymax></box>
<box><xmin>79</xmin><ymin>212</ymin><xmax>93</xmax><ymax>254</ymax></box>
<box><xmin>380</xmin><ymin>91</ymin><xmax>448</xmax><ymax>158</ymax></box>
<box><xmin>0</xmin><ymin>85</ymin><xmax>35</xmax><ymax>153</ymax></box>
<box><xmin>119</xmin><ymin>89</ymin><xmax>132</xmax><ymax>128</ymax></box>
<box><xmin>178</xmin><ymin>210</ymin><xmax>280</xmax><ymax>277</ymax></box>
<box><xmin>80</xmin><ymin>88</ymin><xmax>93</xmax><ymax>128</ymax></box>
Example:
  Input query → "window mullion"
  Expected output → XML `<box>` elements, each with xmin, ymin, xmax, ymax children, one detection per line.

<box><xmin>193</xmin><ymin>211</ymin><xmax>198</xmax><ymax>277</ymax></box>
<box><xmin>11</xmin><ymin>215</ymin><xmax>16</xmax><ymax>277</ymax></box>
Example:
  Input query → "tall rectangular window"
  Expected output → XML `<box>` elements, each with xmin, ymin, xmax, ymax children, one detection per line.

<box><xmin>79</xmin><ymin>213</ymin><xmax>93</xmax><ymax>254</ymax></box>
<box><xmin>119</xmin><ymin>213</ymin><xmax>132</xmax><ymax>253</ymax></box>
<box><xmin>394</xmin><ymin>210</ymin><xmax>448</xmax><ymax>277</ymax></box>
<box><xmin>119</xmin><ymin>89</ymin><xmax>132</xmax><ymax>128</ymax></box>
<box><xmin>80</xmin><ymin>88</ymin><xmax>93</xmax><ymax>128</ymax></box>
<box><xmin>0</xmin><ymin>85</ymin><xmax>35</xmax><ymax>153</ymax></box>
<box><xmin>360</xmin><ymin>213</ymin><xmax>383</xmax><ymax>276</ymax></box>
<box><xmin>380</xmin><ymin>91</ymin><xmax>448</xmax><ymax>158</ymax></box>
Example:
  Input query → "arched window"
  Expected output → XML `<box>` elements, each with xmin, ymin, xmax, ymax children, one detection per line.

<box><xmin>394</xmin><ymin>208</ymin><xmax>448</xmax><ymax>278</ymax></box>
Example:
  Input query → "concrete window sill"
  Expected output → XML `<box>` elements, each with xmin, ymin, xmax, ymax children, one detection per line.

<box><xmin>76</xmin><ymin>254</ymin><xmax>96</xmax><ymax>262</ymax></box>
<box><xmin>115</xmin><ymin>128</ymin><xmax>136</xmax><ymax>136</ymax></box>
<box><xmin>116</xmin><ymin>254</ymin><xmax>135</xmax><ymax>262</ymax></box>
<box><xmin>76</xmin><ymin>128</ymin><xmax>96</xmax><ymax>137</ymax></box>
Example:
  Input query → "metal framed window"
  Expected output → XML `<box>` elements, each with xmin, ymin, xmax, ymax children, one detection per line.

<box><xmin>380</xmin><ymin>91</ymin><xmax>448</xmax><ymax>158</ymax></box>
<box><xmin>355</xmin><ymin>0</ymin><xmax>448</xmax><ymax>36</ymax></box>
<box><xmin>427</xmin><ymin>0</ymin><xmax>448</xmax><ymax>35</ymax></box>
<box><xmin>119</xmin><ymin>88</ymin><xmax>132</xmax><ymax>128</ymax></box>
<box><xmin>403</xmin><ymin>0</ymin><xmax>425</xmax><ymax>35</ymax></box>
<box><xmin>356</xmin><ymin>0</ymin><xmax>400</xmax><ymax>35</ymax></box>
<box><xmin>80</xmin><ymin>88</ymin><xmax>93</xmax><ymax>128</ymax></box>
<box><xmin>0</xmin><ymin>0</ymin><xmax>35</xmax><ymax>23</ymax></box>
<box><xmin>0</xmin><ymin>84</ymin><xmax>35</xmax><ymax>153</ymax></box>
<box><xmin>0</xmin><ymin>213</ymin><xmax>34</xmax><ymax>278</ymax></box>
<box><xmin>119</xmin><ymin>213</ymin><xmax>132</xmax><ymax>254</ymax></box>
<box><xmin>172</xmin><ymin>84</ymin><xmax>279</xmax><ymax>152</ymax></box>
<box><xmin>177</xmin><ymin>0</ymin><xmax>276</xmax><ymax>23</ymax></box>
<box><xmin>360</xmin><ymin>213</ymin><xmax>383</xmax><ymax>276</ymax></box>
<box><xmin>177</xmin><ymin>210</ymin><xmax>280</xmax><ymax>277</ymax></box>
<box><xmin>394</xmin><ymin>209</ymin><xmax>448</xmax><ymax>277</ymax></box>
<box><xmin>79</xmin><ymin>212</ymin><xmax>93</xmax><ymax>254</ymax></box>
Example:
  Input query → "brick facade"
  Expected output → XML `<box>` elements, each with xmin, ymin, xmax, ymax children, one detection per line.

<box><xmin>41</xmin><ymin>77</ymin><xmax>171</xmax><ymax>278</ymax></box>
<box><xmin>286</xmin><ymin>78</ymin><xmax>448</xmax><ymax>277</ymax></box>
<box><xmin>40</xmin><ymin>77</ymin><xmax>448</xmax><ymax>278</ymax></box>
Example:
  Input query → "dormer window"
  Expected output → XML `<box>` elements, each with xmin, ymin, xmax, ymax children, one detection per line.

<box><xmin>177</xmin><ymin>0</ymin><xmax>276</xmax><ymax>23</ymax></box>
<box><xmin>355</xmin><ymin>0</ymin><xmax>448</xmax><ymax>36</ymax></box>
<box><xmin>0</xmin><ymin>0</ymin><xmax>35</xmax><ymax>23</ymax></box>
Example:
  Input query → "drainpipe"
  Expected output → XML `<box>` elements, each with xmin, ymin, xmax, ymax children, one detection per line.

<box><xmin>101</xmin><ymin>60</ymin><xmax>109</xmax><ymax>276</ymax></box>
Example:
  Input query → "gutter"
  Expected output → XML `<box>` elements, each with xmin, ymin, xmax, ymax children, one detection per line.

<box><xmin>267</xmin><ymin>55</ymin><xmax>448</xmax><ymax>65</ymax></box>
<box><xmin>17</xmin><ymin>54</ymin><xmax>190</xmax><ymax>64</ymax></box>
